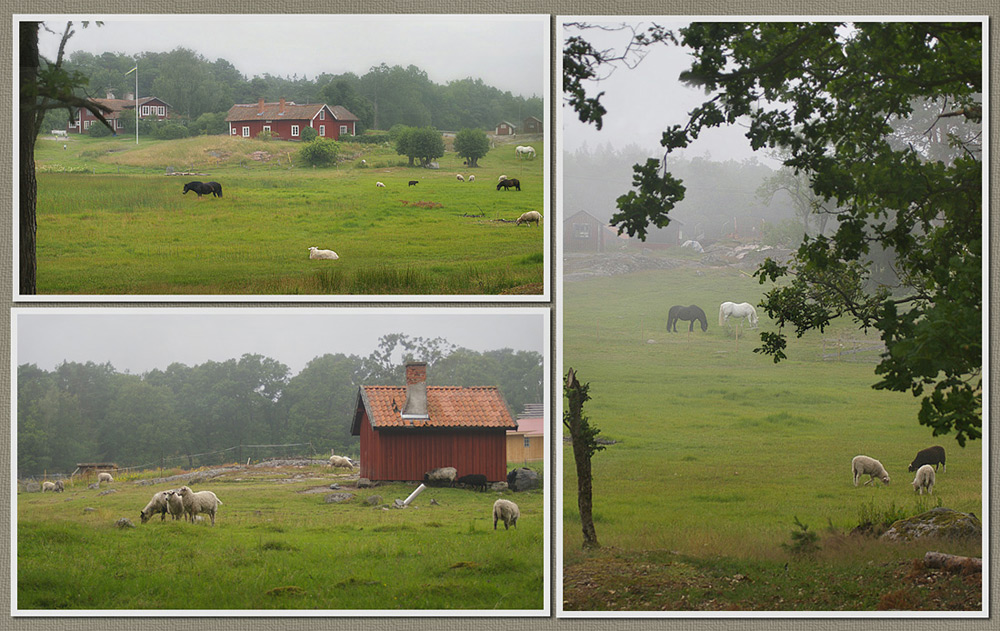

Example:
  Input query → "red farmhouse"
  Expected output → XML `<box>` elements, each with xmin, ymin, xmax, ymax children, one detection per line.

<box><xmin>225</xmin><ymin>98</ymin><xmax>359</xmax><ymax>141</ymax></box>
<box><xmin>351</xmin><ymin>362</ymin><xmax>516</xmax><ymax>482</ymax></box>
<box><xmin>68</xmin><ymin>94</ymin><xmax>170</xmax><ymax>134</ymax></box>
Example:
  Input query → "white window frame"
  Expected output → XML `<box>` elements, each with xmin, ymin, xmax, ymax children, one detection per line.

<box><xmin>242</xmin><ymin>126</ymin><xmax>251</xmax><ymax>138</ymax></box>
<box><xmin>291</xmin><ymin>125</ymin><xmax>300</xmax><ymax>137</ymax></box>
<box><xmin>83</xmin><ymin>120</ymin><xmax>92</xmax><ymax>130</ymax></box>
<box><xmin>319</xmin><ymin>125</ymin><xmax>325</xmax><ymax>137</ymax></box>
<box><xmin>141</xmin><ymin>105</ymin><xmax>149</xmax><ymax>116</ymax></box>
<box><xmin>523</xmin><ymin>436</ymin><xmax>531</xmax><ymax>448</ymax></box>
<box><xmin>157</xmin><ymin>106</ymin><xmax>165</xmax><ymax>116</ymax></box>
<box><xmin>231</xmin><ymin>127</ymin><xmax>237</xmax><ymax>135</ymax></box>
<box><xmin>263</xmin><ymin>125</ymin><xmax>271</xmax><ymax>134</ymax></box>
<box><xmin>574</xmin><ymin>223</ymin><xmax>591</xmax><ymax>239</ymax></box>
<box><xmin>340</xmin><ymin>124</ymin><xmax>348</xmax><ymax>136</ymax></box>
<box><xmin>319</xmin><ymin>110</ymin><xmax>325</xmax><ymax>120</ymax></box>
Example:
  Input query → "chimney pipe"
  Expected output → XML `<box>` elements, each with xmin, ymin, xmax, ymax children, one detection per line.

<box><xmin>279</xmin><ymin>97</ymin><xmax>286</xmax><ymax>114</ymax></box>
<box><xmin>401</xmin><ymin>362</ymin><xmax>428</xmax><ymax>418</ymax></box>
<box><xmin>257</xmin><ymin>98</ymin><xmax>264</xmax><ymax>114</ymax></box>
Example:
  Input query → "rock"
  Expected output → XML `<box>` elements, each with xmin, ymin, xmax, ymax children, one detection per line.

<box><xmin>506</xmin><ymin>467</ymin><xmax>541</xmax><ymax>492</ymax></box>
<box><xmin>24</xmin><ymin>482</ymin><xmax>40</xmax><ymax>493</ymax></box>
<box><xmin>490</xmin><ymin>482</ymin><xmax>509</xmax><ymax>492</ymax></box>
<box><xmin>392</xmin><ymin>499</ymin><xmax>406</xmax><ymax>509</ymax></box>
<box><xmin>324</xmin><ymin>493</ymin><xmax>354</xmax><ymax>504</ymax></box>
<box><xmin>329</xmin><ymin>483</ymin><xmax>341</xmax><ymax>490</ymax></box>
<box><xmin>98</xmin><ymin>488</ymin><xmax>118</xmax><ymax>497</ymax></box>
<box><xmin>366</xmin><ymin>495</ymin><xmax>383</xmax><ymax>506</ymax></box>
<box><xmin>88</xmin><ymin>483</ymin><xmax>100</xmax><ymax>490</ymax></box>
<box><xmin>115</xmin><ymin>518</ymin><xmax>135</xmax><ymax>529</ymax></box>
<box><xmin>84</xmin><ymin>507</ymin><xmax>96</xmax><ymax>513</ymax></box>
<box><xmin>881</xmin><ymin>508</ymin><xmax>982</xmax><ymax>542</ymax></box>
<box><xmin>357</xmin><ymin>478</ymin><xmax>374</xmax><ymax>488</ymax></box>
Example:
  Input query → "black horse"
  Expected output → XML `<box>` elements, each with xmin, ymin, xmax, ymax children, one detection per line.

<box><xmin>667</xmin><ymin>305</ymin><xmax>708</xmax><ymax>332</ymax></box>
<box><xmin>183</xmin><ymin>181</ymin><xmax>223</xmax><ymax>198</ymax></box>
<box><xmin>496</xmin><ymin>178</ymin><xmax>521</xmax><ymax>191</ymax></box>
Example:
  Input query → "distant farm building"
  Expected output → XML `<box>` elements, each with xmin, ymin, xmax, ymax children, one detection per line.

<box><xmin>225</xmin><ymin>98</ymin><xmax>359</xmax><ymax>141</ymax></box>
<box><xmin>72</xmin><ymin>463</ymin><xmax>118</xmax><ymax>477</ymax></box>
<box><xmin>495</xmin><ymin>121</ymin><xmax>516</xmax><ymax>136</ymax></box>
<box><xmin>564</xmin><ymin>210</ymin><xmax>609</xmax><ymax>253</ymax></box>
<box><xmin>521</xmin><ymin>116</ymin><xmax>543</xmax><ymax>134</ymax></box>
<box><xmin>627</xmin><ymin>219</ymin><xmax>685</xmax><ymax>249</ymax></box>
<box><xmin>351</xmin><ymin>362</ymin><xmax>516</xmax><ymax>482</ymax></box>
<box><xmin>68</xmin><ymin>93</ymin><xmax>170</xmax><ymax>134</ymax></box>
<box><xmin>506</xmin><ymin>404</ymin><xmax>544</xmax><ymax>464</ymax></box>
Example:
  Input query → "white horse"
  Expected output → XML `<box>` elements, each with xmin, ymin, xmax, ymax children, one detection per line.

<box><xmin>515</xmin><ymin>145</ymin><xmax>536</xmax><ymax>159</ymax></box>
<box><xmin>719</xmin><ymin>302</ymin><xmax>759</xmax><ymax>329</ymax></box>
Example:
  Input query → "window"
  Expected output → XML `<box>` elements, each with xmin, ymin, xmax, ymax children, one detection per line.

<box><xmin>574</xmin><ymin>223</ymin><xmax>591</xmax><ymax>238</ymax></box>
<box><xmin>523</xmin><ymin>436</ymin><xmax>531</xmax><ymax>448</ymax></box>
<box><xmin>319</xmin><ymin>125</ymin><xmax>325</xmax><ymax>137</ymax></box>
<box><xmin>157</xmin><ymin>106</ymin><xmax>165</xmax><ymax>116</ymax></box>
<box><xmin>242</xmin><ymin>126</ymin><xmax>250</xmax><ymax>138</ymax></box>
<box><xmin>263</xmin><ymin>125</ymin><xmax>271</xmax><ymax>133</ymax></box>
<box><xmin>141</xmin><ymin>105</ymin><xmax>149</xmax><ymax>116</ymax></box>
<box><xmin>83</xmin><ymin>120</ymin><xmax>91</xmax><ymax>129</ymax></box>
<box><xmin>340</xmin><ymin>125</ymin><xmax>348</xmax><ymax>136</ymax></box>
<box><xmin>231</xmin><ymin>127</ymin><xmax>237</xmax><ymax>135</ymax></box>
<box><xmin>319</xmin><ymin>110</ymin><xmax>325</xmax><ymax>120</ymax></box>
<box><xmin>291</xmin><ymin>125</ymin><xmax>299</xmax><ymax>137</ymax></box>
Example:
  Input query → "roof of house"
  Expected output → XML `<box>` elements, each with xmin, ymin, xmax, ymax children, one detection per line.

<box><xmin>352</xmin><ymin>385</ymin><xmax>517</xmax><ymax>433</ymax></box>
<box><xmin>225</xmin><ymin>101</ymin><xmax>359</xmax><ymax>123</ymax></box>
<box><xmin>496</xmin><ymin>121</ymin><xmax>516</xmax><ymax>128</ymax></box>
<box><xmin>84</xmin><ymin>96</ymin><xmax>167</xmax><ymax>116</ymax></box>
<box><xmin>508</xmin><ymin>415</ymin><xmax>545</xmax><ymax>436</ymax></box>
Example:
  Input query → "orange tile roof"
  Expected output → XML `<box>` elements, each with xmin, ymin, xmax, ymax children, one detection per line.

<box><xmin>358</xmin><ymin>385</ymin><xmax>516</xmax><ymax>430</ymax></box>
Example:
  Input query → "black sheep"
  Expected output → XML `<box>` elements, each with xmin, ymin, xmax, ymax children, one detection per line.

<box><xmin>908</xmin><ymin>445</ymin><xmax>946</xmax><ymax>472</ymax></box>
<box><xmin>454</xmin><ymin>474</ymin><xmax>488</xmax><ymax>492</ymax></box>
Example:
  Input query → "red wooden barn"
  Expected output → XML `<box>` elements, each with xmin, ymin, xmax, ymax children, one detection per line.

<box><xmin>225</xmin><ymin>98</ymin><xmax>359</xmax><ymax>141</ymax></box>
<box><xmin>68</xmin><ymin>94</ymin><xmax>170</xmax><ymax>134</ymax></box>
<box><xmin>351</xmin><ymin>362</ymin><xmax>516</xmax><ymax>482</ymax></box>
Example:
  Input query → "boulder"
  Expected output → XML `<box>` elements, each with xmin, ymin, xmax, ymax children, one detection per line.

<box><xmin>881</xmin><ymin>508</ymin><xmax>982</xmax><ymax>542</ymax></box>
<box><xmin>506</xmin><ymin>467</ymin><xmax>541</xmax><ymax>492</ymax></box>
<box><xmin>324</xmin><ymin>493</ymin><xmax>354</xmax><ymax>504</ymax></box>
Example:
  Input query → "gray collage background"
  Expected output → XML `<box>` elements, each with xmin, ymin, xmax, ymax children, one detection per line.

<box><xmin>1</xmin><ymin>1</ymin><xmax>996</xmax><ymax>629</ymax></box>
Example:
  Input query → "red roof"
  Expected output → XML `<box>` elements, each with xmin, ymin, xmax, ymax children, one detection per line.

<box><xmin>353</xmin><ymin>385</ymin><xmax>516</xmax><ymax>432</ymax></box>
<box><xmin>225</xmin><ymin>101</ymin><xmax>358</xmax><ymax>123</ymax></box>
<box><xmin>508</xmin><ymin>416</ymin><xmax>545</xmax><ymax>436</ymax></box>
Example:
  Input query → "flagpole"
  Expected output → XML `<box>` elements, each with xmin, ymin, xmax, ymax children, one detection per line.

<box><xmin>126</xmin><ymin>61</ymin><xmax>138</xmax><ymax>144</ymax></box>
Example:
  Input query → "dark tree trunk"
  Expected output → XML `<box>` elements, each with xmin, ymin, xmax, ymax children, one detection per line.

<box><xmin>565</xmin><ymin>368</ymin><xmax>599</xmax><ymax>549</ymax></box>
<box><xmin>19</xmin><ymin>21</ymin><xmax>40</xmax><ymax>295</ymax></box>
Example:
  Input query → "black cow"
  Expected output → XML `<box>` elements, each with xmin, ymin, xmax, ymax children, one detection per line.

<box><xmin>496</xmin><ymin>178</ymin><xmax>521</xmax><ymax>192</ymax></box>
<box><xmin>183</xmin><ymin>181</ymin><xmax>223</xmax><ymax>198</ymax></box>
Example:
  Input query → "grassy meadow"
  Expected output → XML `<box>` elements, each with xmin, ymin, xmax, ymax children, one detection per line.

<box><xmin>562</xmin><ymin>256</ymin><xmax>983</xmax><ymax>611</ymax></box>
<box><xmin>17</xmin><ymin>463</ymin><xmax>545</xmax><ymax>611</ymax></box>
<box><xmin>32</xmin><ymin>134</ymin><xmax>545</xmax><ymax>295</ymax></box>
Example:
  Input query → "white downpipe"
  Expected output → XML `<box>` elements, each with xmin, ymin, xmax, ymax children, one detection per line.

<box><xmin>402</xmin><ymin>483</ymin><xmax>427</xmax><ymax>506</ymax></box>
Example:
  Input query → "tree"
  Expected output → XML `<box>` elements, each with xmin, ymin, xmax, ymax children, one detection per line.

<box><xmin>453</xmin><ymin>128</ymin><xmax>490</xmax><ymax>167</ymax></box>
<box><xmin>394</xmin><ymin>126</ymin><xmax>444</xmax><ymax>167</ymax></box>
<box><xmin>565</xmin><ymin>21</ymin><xmax>983</xmax><ymax>445</ymax></box>
<box><xmin>19</xmin><ymin>21</ymin><xmax>113</xmax><ymax>294</ymax></box>
<box><xmin>564</xmin><ymin>368</ymin><xmax>604</xmax><ymax>549</ymax></box>
<box><xmin>298</xmin><ymin>137</ymin><xmax>340</xmax><ymax>167</ymax></box>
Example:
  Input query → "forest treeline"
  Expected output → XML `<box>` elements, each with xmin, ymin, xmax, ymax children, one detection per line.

<box><xmin>46</xmin><ymin>46</ymin><xmax>544</xmax><ymax>134</ymax></box>
<box><xmin>17</xmin><ymin>335</ymin><xmax>544</xmax><ymax>477</ymax></box>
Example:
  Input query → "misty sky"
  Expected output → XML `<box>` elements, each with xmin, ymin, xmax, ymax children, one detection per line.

<box><xmin>32</xmin><ymin>14</ymin><xmax>547</xmax><ymax>98</ymax></box>
<box><xmin>15</xmin><ymin>309</ymin><xmax>547</xmax><ymax>376</ymax></box>
<box><xmin>562</xmin><ymin>18</ymin><xmax>774</xmax><ymax>165</ymax></box>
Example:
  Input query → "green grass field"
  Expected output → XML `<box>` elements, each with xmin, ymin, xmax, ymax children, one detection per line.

<box><xmin>32</xmin><ymin>134</ymin><xmax>545</xmax><ymax>295</ymax></box>
<box><xmin>17</xmin><ymin>463</ymin><xmax>545</xmax><ymax>611</ymax></box>
<box><xmin>562</xmin><ymin>256</ymin><xmax>983</xmax><ymax>611</ymax></box>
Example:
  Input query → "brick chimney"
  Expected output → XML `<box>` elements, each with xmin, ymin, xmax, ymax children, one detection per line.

<box><xmin>279</xmin><ymin>97</ymin><xmax>286</xmax><ymax>114</ymax></box>
<box><xmin>401</xmin><ymin>362</ymin><xmax>428</xmax><ymax>418</ymax></box>
<box><xmin>257</xmin><ymin>98</ymin><xmax>265</xmax><ymax>114</ymax></box>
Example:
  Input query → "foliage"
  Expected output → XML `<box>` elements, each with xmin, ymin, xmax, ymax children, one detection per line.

<box><xmin>393</xmin><ymin>126</ymin><xmax>444</xmax><ymax>167</ymax></box>
<box><xmin>453</xmin><ymin>128</ymin><xmax>490</xmax><ymax>167</ymax></box>
<box><xmin>87</xmin><ymin>121</ymin><xmax>114</xmax><ymax>138</ymax></box>
<box><xmin>297</xmin><ymin>137</ymin><xmax>340</xmax><ymax>167</ymax></box>
<box><xmin>781</xmin><ymin>516</ymin><xmax>820</xmax><ymax>555</ymax></box>
<box><xmin>154</xmin><ymin>123</ymin><xmax>189</xmax><ymax>140</ymax></box>
<box><xmin>298</xmin><ymin>126</ymin><xmax>318</xmax><ymax>142</ymax></box>
<box><xmin>565</xmin><ymin>21</ymin><xmax>983</xmax><ymax>444</ymax></box>
<box><xmin>191</xmin><ymin>111</ymin><xmax>228</xmax><ymax>135</ymax></box>
<box><xmin>255</xmin><ymin>129</ymin><xmax>275</xmax><ymax>141</ymax></box>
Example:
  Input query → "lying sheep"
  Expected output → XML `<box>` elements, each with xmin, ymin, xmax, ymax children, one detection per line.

<box><xmin>493</xmin><ymin>499</ymin><xmax>519</xmax><ymax>530</ymax></box>
<box><xmin>454</xmin><ymin>474</ymin><xmax>488</xmax><ymax>492</ymax></box>
<box><xmin>911</xmin><ymin>464</ymin><xmax>936</xmax><ymax>495</ymax></box>
<box><xmin>516</xmin><ymin>211</ymin><xmax>542</xmax><ymax>226</ymax></box>
<box><xmin>176</xmin><ymin>485</ymin><xmax>223</xmax><ymax>526</ymax></box>
<box><xmin>165</xmin><ymin>489</ymin><xmax>185</xmax><ymax>520</ymax></box>
<box><xmin>852</xmin><ymin>455</ymin><xmax>890</xmax><ymax>487</ymax></box>
<box><xmin>908</xmin><ymin>445</ymin><xmax>946</xmax><ymax>472</ymax></box>
<box><xmin>41</xmin><ymin>480</ymin><xmax>64</xmax><ymax>493</ymax></box>
<box><xmin>329</xmin><ymin>455</ymin><xmax>354</xmax><ymax>470</ymax></box>
<box><xmin>308</xmin><ymin>246</ymin><xmax>339</xmax><ymax>260</ymax></box>
<box><xmin>97</xmin><ymin>472</ymin><xmax>113</xmax><ymax>486</ymax></box>
<box><xmin>424</xmin><ymin>467</ymin><xmax>457</xmax><ymax>486</ymax></box>
<box><xmin>376</xmin><ymin>181</ymin><xmax>385</xmax><ymax>187</ymax></box>
<box><xmin>140</xmin><ymin>490</ymin><xmax>171</xmax><ymax>523</ymax></box>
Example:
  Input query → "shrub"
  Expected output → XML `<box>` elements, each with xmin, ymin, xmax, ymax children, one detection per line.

<box><xmin>299</xmin><ymin>126</ymin><xmax>318</xmax><ymax>142</ymax></box>
<box><xmin>298</xmin><ymin>138</ymin><xmax>340</xmax><ymax>167</ymax></box>
<box><xmin>154</xmin><ymin>124</ymin><xmax>189</xmax><ymax>140</ymax></box>
<box><xmin>257</xmin><ymin>130</ymin><xmax>276</xmax><ymax>141</ymax></box>
<box><xmin>781</xmin><ymin>516</ymin><xmax>820</xmax><ymax>555</ymax></box>
<box><xmin>87</xmin><ymin>122</ymin><xmax>114</xmax><ymax>138</ymax></box>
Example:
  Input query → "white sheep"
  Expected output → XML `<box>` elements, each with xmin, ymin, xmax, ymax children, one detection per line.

<box><xmin>41</xmin><ymin>480</ymin><xmax>64</xmax><ymax>492</ymax></box>
<box><xmin>139</xmin><ymin>490</ymin><xmax>171</xmax><ymax>523</ymax></box>
<box><xmin>165</xmin><ymin>489</ymin><xmax>185</xmax><ymax>520</ymax></box>
<box><xmin>852</xmin><ymin>455</ymin><xmax>890</xmax><ymax>487</ymax></box>
<box><xmin>911</xmin><ymin>464</ymin><xmax>935</xmax><ymax>495</ymax></box>
<box><xmin>493</xmin><ymin>499</ymin><xmax>520</xmax><ymax>530</ymax></box>
<box><xmin>329</xmin><ymin>455</ymin><xmax>354</xmax><ymax>470</ymax></box>
<box><xmin>376</xmin><ymin>181</ymin><xmax>385</xmax><ymax>188</ymax></box>
<box><xmin>308</xmin><ymin>246</ymin><xmax>339</xmax><ymax>260</ymax></box>
<box><xmin>456</xmin><ymin>174</ymin><xmax>464</xmax><ymax>181</ymax></box>
<box><xmin>498</xmin><ymin>174</ymin><xmax>508</xmax><ymax>182</ymax></box>
<box><xmin>97</xmin><ymin>472</ymin><xmax>113</xmax><ymax>486</ymax></box>
<box><xmin>468</xmin><ymin>174</ymin><xmax>475</xmax><ymax>182</ymax></box>
<box><xmin>515</xmin><ymin>211</ymin><xmax>542</xmax><ymax>226</ymax></box>
<box><xmin>176</xmin><ymin>485</ymin><xmax>223</xmax><ymax>526</ymax></box>
<box><xmin>423</xmin><ymin>467</ymin><xmax>457</xmax><ymax>485</ymax></box>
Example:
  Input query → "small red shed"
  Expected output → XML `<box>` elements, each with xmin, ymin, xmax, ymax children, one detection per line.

<box><xmin>225</xmin><ymin>98</ymin><xmax>359</xmax><ymax>141</ymax></box>
<box><xmin>351</xmin><ymin>362</ymin><xmax>516</xmax><ymax>482</ymax></box>
<box><xmin>495</xmin><ymin>121</ymin><xmax>516</xmax><ymax>136</ymax></box>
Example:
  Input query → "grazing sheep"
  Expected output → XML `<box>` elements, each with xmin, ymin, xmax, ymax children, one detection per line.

<box><xmin>165</xmin><ymin>489</ymin><xmax>185</xmax><ymax>520</ymax></box>
<box><xmin>456</xmin><ymin>174</ymin><xmax>465</xmax><ymax>181</ymax></box>
<box><xmin>360</xmin><ymin>159</ymin><xmax>367</xmax><ymax>166</ymax></box>
<box><xmin>97</xmin><ymin>472</ymin><xmax>113</xmax><ymax>485</ymax></box>
<box><xmin>329</xmin><ymin>455</ymin><xmax>354</xmax><ymax>470</ymax></box>
<box><xmin>139</xmin><ymin>490</ymin><xmax>171</xmax><ymax>523</ymax></box>
<box><xmin>41</xmin><ymin>480</ymin><xmax>64</xmax><ymax>493</ymax></box>
<box><xmin>908</xmin><ymin>445</ymin><xmax>946</xmax><ymax>472</ymax></box>
<box><xmin>376</xmin><ymin>181</ymin><xmax>386</xmax><ymax>188</ymax></box>
<box><xmin>852</xmin><ymin>455</ymin><xmax>890</xmax><ymax>487</ymax></box>
<box><xmin>498</xmin><ymin>174</ymin><xmax>508</xmax><ymax>182</ymax></box>
<box><xmin>492</xmin><ymin>499</ymin><xmax>520</xmax><ymax>530</ymax></box>
<box><xmin>468</xmin><ymin>174</ymin><xmax>475</xmax><ymax>183</ymax></box>
<box><xmin>408</xmin><ymin>180</ymin><xmax>419</xmax><ymax>186</ymax></box>
<box><xmin>454</xmin><ymin>474</ymin><xmax>488</xmax><ymax>492</ymax></box>
<box><xmin>308</xmin><ymin>246</ymin><xmax>339</xmax><ymax>260</ymax></box>
<box><xmin>176</xmin><ymin>486</ymin><xmax>223</xmax><ymax>526</ymax></box>
<box><xmin>423</xmin><ymin>467</ymin><xmax>457</xmax><ymax>486</ymax></box>
<box><xmin>911</xmin><ymin>464</ymin><xmax>936</xmax><ymax>495</ymax></box>
<box><xmin>515</xmin><ymin>211</ymin><xmax>542</xmax><ymax>226</ymax></box>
